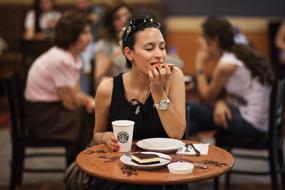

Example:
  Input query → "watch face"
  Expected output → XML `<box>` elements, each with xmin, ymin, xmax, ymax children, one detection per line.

<box><xmin>159</xmin><ymin>99</ymin><xmax>170</xmax><ymax>110</ymax></box>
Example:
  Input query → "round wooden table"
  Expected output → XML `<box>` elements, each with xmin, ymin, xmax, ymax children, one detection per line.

<box><xmin>76</xmin><ymin>141</ymin><xmax>234</xmax><ymax>185</ymax></box>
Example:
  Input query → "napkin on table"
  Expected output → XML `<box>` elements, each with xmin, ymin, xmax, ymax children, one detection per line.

<box><xmin>176</xmin><ymin>143</ymin><xmax>210</xmax><ymax>155</ymax></box>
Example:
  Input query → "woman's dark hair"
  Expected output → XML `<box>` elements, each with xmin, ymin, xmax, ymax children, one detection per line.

<box><xmin>53</xmin><ymin>10</ymin><xmax>91</xmax><ymax>49</ymax></box>
<box><xmin>121</xmin><ymin>16</ymin><xmax>162</xmax><ymax>68</ymax></box>
<box><xmin>202</xmin><ymin>16</ymin><xmax>275</xmax><ymax>84</ymax></box>
<box><xmin>131</xmin><ymin>8</ymin><xmax>167</xmax><ymax>39</ymax></box>
<box><xmin>96</xmin><ymin>2</ymin><xmax>132</xmax><ymax>42</ymax></box>
<box><xmin>33</xmin><ymin>0</ymin><xmax>56</xmax><ymax>33</ymax></box>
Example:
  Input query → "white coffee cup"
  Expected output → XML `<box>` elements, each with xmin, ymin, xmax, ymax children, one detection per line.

<box><xmin>112</xmin><ymin>120</ymin><xmax>134</xmax><ymax>152</ymax></box>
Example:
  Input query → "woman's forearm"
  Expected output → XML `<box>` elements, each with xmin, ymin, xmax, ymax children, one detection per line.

<box><xmin>93</xmin><ymin>131</ymin><xmax>105</xmax><ymax>144</ymax></box>
<box><xmin>93</xmin><ymin>131</ymin><xmax>114</xmax><ymax>146</ymax></box>
<box><xmin>196</xmin><ymin>71</ymin><xmax>211</xmax><ymax>102</ymax></box>
<box><xmin>58</xmin><ymin>87</ymin><xmax>81</xmax><ymax>110</ymax></box>
<box><xmin>157</xmin><ymin>106</ymin><xmax>186</xmax><ymax>139</ymax></box>
<box><xmin>151</xmin><ymin>88</ymin><xmax>186</xmax><ymax>139</ymax></box>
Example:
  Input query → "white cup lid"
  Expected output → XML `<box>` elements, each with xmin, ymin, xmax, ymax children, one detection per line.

<box><xmin>112</xmin><ymin>120</ymin><xmax>135</xmax><ymax>126</ymax></box>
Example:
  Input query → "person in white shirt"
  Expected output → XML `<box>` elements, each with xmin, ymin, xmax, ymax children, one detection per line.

<box><xmin>24</xmin><ymin>0</ymin><xmax>61</xmax><ymax>39</ymax></box>
<box><xmin>94</xmin><ymin>2</ymin><xmax>132</xmax><ymax>86</ymax></box>
<box><xmin>187</xmin><ymin>16</ymin><xmax>275</xmax><ymax>138</ymax></box>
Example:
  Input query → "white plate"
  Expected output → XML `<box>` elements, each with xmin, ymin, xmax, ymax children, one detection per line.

<box><xmin>136</xmin><ymin>138</ymin><xmax>185</xmax><ymax>153</ymax></box>
<box><xmin>120</xmin><ymin>152</ymin><xmax>171</xmax><ymax>170</ymax></box>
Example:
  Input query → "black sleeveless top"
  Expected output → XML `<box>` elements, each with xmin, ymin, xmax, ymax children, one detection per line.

<box><xmin>107</xmin><ymin>73</ymin><xmax>168</xmax><ymax>140</ymax></box>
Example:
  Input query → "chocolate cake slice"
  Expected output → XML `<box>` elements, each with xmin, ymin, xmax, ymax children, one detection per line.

<box><xmin>131</xmin><ymin>153</ymin><xmax>160</xmax><ymax>165</ymax></box>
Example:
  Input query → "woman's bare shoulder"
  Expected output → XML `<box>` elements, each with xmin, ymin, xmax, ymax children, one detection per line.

<box><xmin>166</xmin><ymin>66</ymin><xmax>185</xmax><ymax>91</ymax></box>
<box><xmin>95</xmin><ymin>78</ymin><xmax>114</xmax><ymax>99</ymax></box>
<box><xmin>170</xmin><ymin>66</ymin><xmax>184</xmax><ymax>81</ymax></box>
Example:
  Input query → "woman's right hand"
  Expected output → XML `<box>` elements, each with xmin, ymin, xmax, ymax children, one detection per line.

<box><xmin>102</xmin><ymin>132</ymin><xmax>120</xmax><ymax>151</ymax></box>
<box><xmin>148</xmin><ymin>63</ymin><xmax>173</xmax><ymax>95</ymax></box>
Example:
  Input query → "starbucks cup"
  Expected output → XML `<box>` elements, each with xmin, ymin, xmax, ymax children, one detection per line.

<box><xmin>112</xmin><ymin>120</ymin><xmax>134</xmax><ymax>152</ymax></box>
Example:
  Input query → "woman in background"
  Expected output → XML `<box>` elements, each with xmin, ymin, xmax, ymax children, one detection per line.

<box><xmin>188</xmin><ymin>16</ymin><xmax>274</xmax><ymax>138</ymax></box>
<box><xmin>275</xmin><ymin>20</ymin><xmax>285</xmax><ymax>64</ymax></box>
<box><xmin>24</xmin><ymin>0</ymin><xmax>61</xmax><ymax>39</ymax></box>
<box><xmin>25</xmin><ymin>10</ymin><xmax>95</xmax><ymax>160</ymax></box>
<box><xmin>94</xmin><ymin>2</ymin><xmax>132</xmax><ymax>85</ymax></box>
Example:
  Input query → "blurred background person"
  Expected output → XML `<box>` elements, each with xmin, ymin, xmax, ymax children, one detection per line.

<box><xmin>94</xmin><ymin>2</ymin><xmax>132</xmax><ymax>86</ymax></box>
<box><xmin>74</xmin><ymin>0</ymin><xmax>106</xmax><ymax>94</ymax></box>
<box><xmin>0</xmin><ymin>36</ymin><xmax>7</xmax><ymax>55</ymax></box>
<box><xmin>187</xmin><ymin>16</ymin><xmax>275</xmax><ymax>138</ymax></box>
<box><xmin>74</xmin><ymin>0</ymin><xmax>105</xmax><ymax>39</ymax></box>
<box><xmin>275</xmin><ymin>20</ymin><xmax>285</xmax><ymax>64</ymax></box>
<box><xmin>24</xmin><ymin>0</ymin><xmax>61</xmax><ymax>39</ymax></box>
<box><xmin>24</xmin><ymin>10</ymin><xmax>95</xmax><ymax>160</ymax></box>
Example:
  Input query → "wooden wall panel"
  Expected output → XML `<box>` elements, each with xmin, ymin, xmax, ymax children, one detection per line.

<box><xmin>244</xmin><ymin>32</ymin><xmax>269</xmax><ymax>57</ymax></box>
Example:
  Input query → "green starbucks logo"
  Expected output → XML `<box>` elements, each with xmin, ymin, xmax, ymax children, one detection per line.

<box><xmin>117</xmin><ymin>131</ymin><xmax>129</xmax><ymax>143</ymax></box>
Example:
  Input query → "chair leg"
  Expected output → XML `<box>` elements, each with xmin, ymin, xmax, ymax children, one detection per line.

<box><xmin>213</xmin><ymin>177</ymin><xmax>219</xmax><ymax>190</ymax></box>
<box><xmin>65</xmin><ymin>145</ymin><xmax>78</xmax><ymax>167</ymax></box>
<box><xmin>281</xmin><ymin>166</ymin><xmax>285</xmax><ymax>190</ymax></box>
<box><xmin>269</xmin><ymin>148</ymin><xmax>279</xmax><ymax>190</ymax></box>
<box><xmin>17</xmin><ymin>146</ymin><xmax>25</xmax><ymax>186</ymax></box>
<box><xmin>10</xmin><ymin>145</ymin><xmax>24</xmax><ymax>190</ymax></box>
<box><xmin>9</xmin><ymin>147</ymin><xmax>18</xmax><ymax>190</ymax></box>
<box><xmin>220</xmin><ymin>147</ymin><xmax>231</xmax><ymax>188</ymax></box>
<box><xmin>225</xmin><ymin>172</ymin><xmax>231</xmax><ymax>187</ymax></box>
<box><xmin>278</xmin><ymin>145</ymin><xmax>285</xmax><ymax>189</ymax></box>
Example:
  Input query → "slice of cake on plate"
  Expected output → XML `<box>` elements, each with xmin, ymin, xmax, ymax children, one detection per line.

<box><xmin>131</xmin><ymin>153</ymin><xmax>160</xmax><ymax>165</ymax></box>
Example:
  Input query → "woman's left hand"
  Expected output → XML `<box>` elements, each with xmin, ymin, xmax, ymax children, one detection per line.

<box><xmin>148</xmin><ymin>63</ymin><xmax>173</xmax><ymax>94</ymax></box>
<box><xmin>82</xmin><ymin>96</ymin><xmax>95</xmax><ymax>113</ymax></box>
<box><xmin>213</xmin><ymin>100</ymin><xmax>232</xmax><ymax>128</ymax></box>
<box><xmin>101</xmin><ymin>132</ymin><xmax>120</xmax><ymax>151</ymax></box>
<box><xmin>195</xmin><ymin>37</ymin><xmax>212</xmax><ymax>71</ymax></box>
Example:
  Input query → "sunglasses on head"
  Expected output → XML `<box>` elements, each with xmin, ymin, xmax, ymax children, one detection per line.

<box><xmin>123</xmin><ymin>17</ymin><xmax>161</xmax><ymax>46</ymax></box>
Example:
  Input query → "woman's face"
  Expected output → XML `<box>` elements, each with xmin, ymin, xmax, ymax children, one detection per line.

<box><xmin>75</xmin><ymin>0</ymin><xmax>90</xmax><ymax>10</ymax></box>
<box><xmin>73</xmin><ymin>25</ymin><xmax>93</xmax><ymax>54</ymax></box>
<box><xmin>128</xmin><ymin>27</ymin><xmax>166</xmax><ymax>74</ymax></box>
<box><xmin>40</xmin><ymin>0</ymin><xmax>53</xmax><ymax>12</ymax></box>
<box><xmin>113</xmin><ymin>7</ymin><xmax>131</xmax><ymax>32</ymax></box>
<box><xmin>202</xmin><ymin>34</ymin><xmax>220</xmax><ymax>58</ymax></box>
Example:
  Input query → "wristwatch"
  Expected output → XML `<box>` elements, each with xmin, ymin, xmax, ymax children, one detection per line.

<box><xmin>154</xmin><ymin>99</ymin><xmax>171</xmax><ymax>111</ymax></box>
